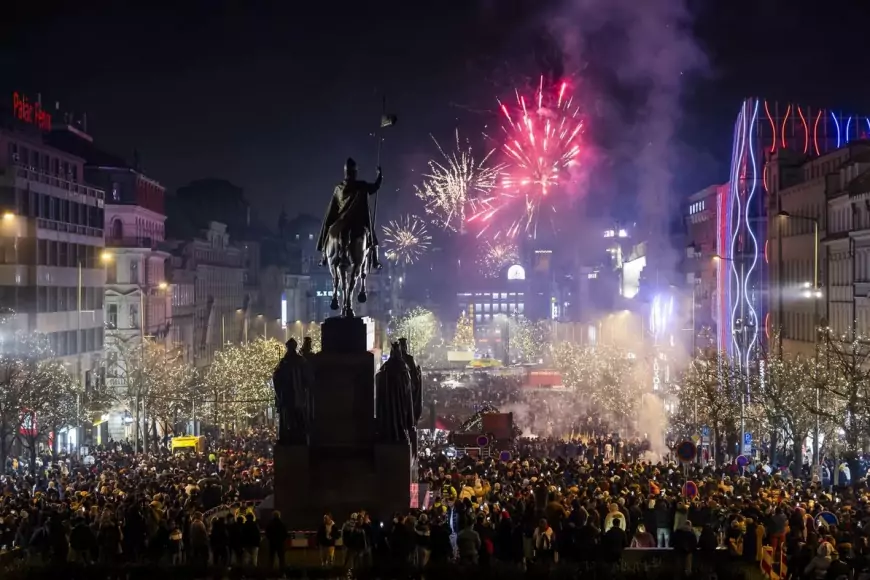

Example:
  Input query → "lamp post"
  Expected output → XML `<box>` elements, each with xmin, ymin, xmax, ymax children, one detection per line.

<box><xmin>777</xmin><ymin>210</ymin><xmax>822</xmax><ymax>475</ymax></box>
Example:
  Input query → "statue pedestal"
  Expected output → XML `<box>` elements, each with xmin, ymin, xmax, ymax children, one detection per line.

<box><xmin>321</xmin><ymin>316</ymin><xmax>367</xmax><ymax>354</ymax></box>
<box><xmin>272</xmin><ymin>316</ymin><xmax>412</xmax><ymax>528</ymax></box>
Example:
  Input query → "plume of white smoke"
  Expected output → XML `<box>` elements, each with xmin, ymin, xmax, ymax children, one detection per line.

<box><xmin>547</xmin><ymin>0</ymin><xmax>707</xmax><ymax>442</ymax></box>
<box><xmin>547</xmin><ymin>0</ymin><xmax>707</xmax><ymax>252</ymax></box>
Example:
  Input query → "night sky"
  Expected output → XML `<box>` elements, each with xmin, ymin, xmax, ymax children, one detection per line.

<box><xmin>2</xmin><ymin>0</ymin><xmax>869</xmax><ymax>231</ymax></box>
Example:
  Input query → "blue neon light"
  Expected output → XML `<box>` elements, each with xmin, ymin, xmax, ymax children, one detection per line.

<box><xmin>865</xmin><ymin>118</ymin><xmax>870</xmax><ymax>136</ymax></box>
<box><xmin>845</xmin><ymin>116</ymin><xmax>853</xmax><ymax>144</ymax></box>
<box><xmin>743</xmin><ymin>101</ymin><xmax>760</xmax><ymax>368</ymax></box>
<box><xmin>831</xmin><ymin>112</ymin><xmax>841</xmax><ymax>148</ymax></box>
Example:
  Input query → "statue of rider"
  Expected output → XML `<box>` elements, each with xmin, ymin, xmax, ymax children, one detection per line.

<box><xmin>316</xmin><ymin>157</ymin><xmax>382</xmax><ymax>270</ymax></box>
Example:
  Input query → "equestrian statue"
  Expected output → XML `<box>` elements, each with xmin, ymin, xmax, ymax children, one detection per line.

<box><xmin>316</xmin><ymin>157</ymin><xmax>381</xmax><ymax>318</ymax></box>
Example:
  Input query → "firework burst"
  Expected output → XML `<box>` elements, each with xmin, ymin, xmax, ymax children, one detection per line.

<box><xmin>414</xmin><ymin>130</ymin><xmax>503</xmax><ymax>232</ymax></box>
<box><xmin>478</xmin><ymin>240</ymin><xmax>519</xmax><ymax>278</ymax></box>
<box><xmin>382</xmin><ymin>215</ymin><xmax>432</xmax><ymax>265</ymax></box>
<box><xmin>470</xmin><ymin>76</ymin><xmax>584</xmax><ymax>239</ymax></box>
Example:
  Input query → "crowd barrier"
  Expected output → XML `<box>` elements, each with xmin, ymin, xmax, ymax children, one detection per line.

<box><xmin>760</xmin><ymin>545</ymin><xmax>786</xmax><ymax>580</ymax></box>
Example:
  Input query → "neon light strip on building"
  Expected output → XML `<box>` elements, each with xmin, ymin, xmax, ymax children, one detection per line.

<box><xmin>719</xmin><ymin>99</ymin><xmax>869</xmax><ymax>366</ymax></box>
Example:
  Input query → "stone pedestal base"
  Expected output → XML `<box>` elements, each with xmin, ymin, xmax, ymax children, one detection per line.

<box><xmin>373</xmin><ymin>443</ymin><xmax>413</xmax><ymax>516</ymax></box>
<box><xmin>273</xmin><ymin>443</ymin><xmax>411</xmax><ymax>529</ymax></box>
<box><xmin>272</xmin><ymin>316</ymin><xmax>412</xmax><ymax>529</ymax></box>
<box><xmin>273</xmin><ymin>444</ymin><xmax>310</xmax><ymax>522</ymax></box>
<box><xmin>322</xmin><ymin>316</ymin><xmax>367</xmax><ymax>354</ymax></box>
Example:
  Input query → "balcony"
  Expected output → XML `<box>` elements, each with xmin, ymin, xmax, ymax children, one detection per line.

<box><xmin>105</xmin><ymin>236</ymin><xmax>157</xmax><ymax>250</ymax></box>
<box><xmin>9</xmin><ymin>165</ymin><xmax>105</xmax><ymax>200</ymax></box>
<box><xmin>36</xmin><ymin>217</ymin><xmax>103</xmax><ymax>238</ymax></box>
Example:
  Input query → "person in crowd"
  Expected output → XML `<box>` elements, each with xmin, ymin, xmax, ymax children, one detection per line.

<box><xmin>630</xmin><ymin>523</ymin><xmax>656</xmax><ymax>548</ymax></box>
<box><xmin>242</xmin><ymin>512</ymin><xmax>260</xmax><ymax>566</ymax></box>
<box><xmin>457</xmin><ymin>521</ymin><xmax>481</xmax><ymax>565</ymax></box>
<box><xmin>344</xmin><ymin>513</ymin><xmax>369</xmax><ymax>573</ymax></box>
<box><xmin>805</xmin><ymin>541</ymin><xmax>834</xmax><ymax>579</ymax></box>
<box><xmin>265</xmin><ymin>510</ymin><xmax>287</xmax><ymax>570</ymax></box>
<box><xmin>188</xmin><ymin>512</ymin><xmax>210</xmax><ymax>566</ymax></box>
<box><xmin>654</xmin><ymin>495</ymin><xmax>672</xmax><ymax>548</ymax></box>
<box><xmin>672</xmin><ymin>520</ymin><xmax>698</xmax><ymax>575</ymax></box>
<box><xmin>602</xmin><ymin>518</ymin><xmax>627</xmax><ymax>563</ymax></box>
<box><xmin>317</xmin><ymin>512</ymin><xmax>340</xmax><ymax>567</ymax></box>
<box><xmin>532</xmin><ymin>518</ymin><xmax>555</xmax><ymax>566</ymax></box>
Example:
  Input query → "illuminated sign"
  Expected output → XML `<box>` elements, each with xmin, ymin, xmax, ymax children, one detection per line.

<box><xmin>281</xmin><ymin>292</ymin><xmax>287</xmax><ymax>327</ymax></box>
<box><xmin>12</xmin><ymin>92</ymin><xmax>51</xmax><ymax>131</ymax></box>
<box><xmin>507</xmin><ymin>265</ymin><xmax>525</xmax><ymax>280</ymax></box>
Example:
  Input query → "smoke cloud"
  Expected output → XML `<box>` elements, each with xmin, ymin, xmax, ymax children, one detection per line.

<box><xmin>547</xmin><ymin>0</ymin><xmax>707</xmax><ymax>242</ymax></box>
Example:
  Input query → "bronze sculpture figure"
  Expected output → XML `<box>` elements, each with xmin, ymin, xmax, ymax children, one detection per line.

<box><xmin>375</xmin><ymin>342</ymin><xmax>415</xmax><ymax>446</ymax></box>
<box><xmin>272</xmin><ymin>338</ymin><xmax>314</xmax><ymax>445</ymax></box>
<box><xmin>398</xmin><ymin>337</ymin><xmax>423</xmax><ymax>456</ymax></box>
<box><xmin>316</xmin><ymin>158</ymin><xmax>382</xmax><ymax>317</ymax></box>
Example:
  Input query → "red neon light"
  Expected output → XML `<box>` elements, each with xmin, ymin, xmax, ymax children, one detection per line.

<box><xmin>763</xmin><ymin>162</ymin><xmax>769</xmax><ymax>192</ymax></box>
<box><xmin>764</xmin><ymin>238</ymin><xmax>769</xmax><ymax>264</ymax></box>
<box><xmin>765</xmin><ymin>312</ymin><xmax>770</xmax><ymax>340</ymax></box>
<box><xmin>797</xmin><ymin>107</ymin><xmax>809</xmax><ymax>154</ymax></box>
<box><xmin>764</xmin><ymin>101</ymin><xmax>777</xmax><ymax>152</ymax></box>
<box><xmin>12</xmin><ymin>92</ymin><xmax>51</xmax><ymax>131</ymax></box>
<box><xmin>717</xmin><ymin>186</ymin><xmax>729</xmax><ymax>352</ymax></box>
<box><xmin>813</xmin><ymin>110</ymin><xmax>823</xmax><ymax>156</ymax></box>
<box><xmin>780</xmin><ymin>105</ymin><xmax>792</xmax><ymax>150</ymax></box>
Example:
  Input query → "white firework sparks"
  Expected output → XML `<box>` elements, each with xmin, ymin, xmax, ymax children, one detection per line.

<box><xmin>414</xmin><ymin>129</ymin><xmax>503</xmax><ymax>233</ymax></box>
<box><xmin>478</xmin><ymin>240</ymin><xmax>519</xmax><ymax>278</ymax></box>
<box><xmin>382</xmin><ymin>214</ymin><xmax>432</xmax><ymax>265</ymax></box>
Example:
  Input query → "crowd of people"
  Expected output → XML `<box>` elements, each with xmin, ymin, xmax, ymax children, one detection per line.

<box><xmin>0</xmin><ymin>429</ymin><xmax>275</xmax><ymax>566</ymax></box>
<box><xmin>1</xmin><ymin>372</ymin><xmax>869</xmax><ymax>580</ymax></box>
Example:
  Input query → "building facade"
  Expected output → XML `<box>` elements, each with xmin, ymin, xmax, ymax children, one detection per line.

<box><xmin>0</xmin><ymin>129</ymin><xmax>106</xmax><ymax>367</ymax></box>
<box><xmin>166</xmin><ymin>221</ymin><xmax>247</xmax><ymax>367</ymax></box>
<box><xmin>683</xmin><ymin>184</ymin><xmax>727</xmax><ymax>352</ymax></box>
<box><xmin>719</xmin><ymin>98</ymin><xmax>870</xmax><ymax>367</ymax></box>
<box><xmin>768</xmin><ymin>142</ymin><xmax>870</xmax><ymax>355</ymax></box>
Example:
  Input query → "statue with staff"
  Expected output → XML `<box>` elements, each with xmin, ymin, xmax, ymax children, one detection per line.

<box><xmin>316</xmin><ymin>100</ymin><xmax>397</xmax><ymax>318</ymax></box>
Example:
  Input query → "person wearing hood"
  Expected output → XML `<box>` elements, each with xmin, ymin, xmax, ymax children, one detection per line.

<box><xmin>604</xmin><ymin>503</ymin><xmax>626</xmax><ymax>532</ymax></box>
<box><xmin>804</xmin><ymin>541</ymin><xmax>834</xmax><ymax>579</ymax></box>
<box><xmin>630</xmin><ymin>523</ymin><xmax>656</xmax><ymax>548</ymax></box>
<box><xmin>532</xmin><ymin>518</ymin><xmax>555</xmax><ymax>566</ymax></box>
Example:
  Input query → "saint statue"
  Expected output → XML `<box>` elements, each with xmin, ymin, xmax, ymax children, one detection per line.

<box><xmin>301</xmin><ymin>336</ymin><xmax>314</xmax><ymax>358</ymax></box>
<box><xmin>398</xmin><ymin>337</ymin><xmax>423</xmax><ymax>456</ymax></box>
<box><xmin>316</xmin><ymin>158</ymin><xmax>382</xmax><ymax>269</ymax></box>
<box><xmin>316</xmin><ymin>157</ymin><xmax>383</xmax><ymax>317</ymax></box>
<box><xmin>375</xmin><ymin>342</ymin><xmax>415</xmax><ymax>446</ymax></box>
<box><xmin>272</xmin><ymin>338</ymin><xmax>314</xmax><ymax>445</ymax></box>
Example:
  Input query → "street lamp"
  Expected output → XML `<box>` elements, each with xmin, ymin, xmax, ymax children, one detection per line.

<box><xmin>777</xmin><ymin>210</ymin><xmax>823</xmax><ymax>476</ymax></box>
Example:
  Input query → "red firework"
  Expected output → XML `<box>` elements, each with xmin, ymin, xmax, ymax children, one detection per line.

<box><xmin>468</xmin><ymin>76</ymin><xmax>584</xmax><ymax>239</ymax></box>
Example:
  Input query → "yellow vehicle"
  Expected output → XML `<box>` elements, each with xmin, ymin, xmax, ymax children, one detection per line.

<box><xmin>171</xmin><ymin>436</ymin><xmax>207</xmax><ymax>454</ymax></box>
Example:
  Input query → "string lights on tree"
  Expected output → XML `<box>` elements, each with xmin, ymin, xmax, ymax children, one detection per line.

<box><xmin>453</xmin><ymin>310</ymin><xmax>475</xmax><ymax>352</ymax></box>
